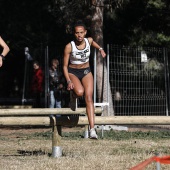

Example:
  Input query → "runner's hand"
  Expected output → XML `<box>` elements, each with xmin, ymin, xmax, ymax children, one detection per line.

<box><xmin>67</xmin><ymin>82</ymin><xmax>74</xmax><ymax>90</ymax></box>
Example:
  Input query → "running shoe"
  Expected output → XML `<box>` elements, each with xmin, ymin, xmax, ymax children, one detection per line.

<box><xmin>69</xmin><ymin>91</ymin><xmax>77</xmax><ymax>111</ymax></box>
<box><xmin>89</xmin><ymin>128</ymin><xmax>98</xmax><ymax>139</ymax></box>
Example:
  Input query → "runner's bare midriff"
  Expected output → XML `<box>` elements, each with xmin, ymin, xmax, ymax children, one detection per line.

<box><xmin>69</xmin><ymin>62</ymin><xmax>90</xmax><ymax>69</ymax></box>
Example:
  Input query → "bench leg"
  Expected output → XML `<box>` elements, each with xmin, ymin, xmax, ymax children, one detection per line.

<box><xmin>51</xmin><ymin>116</ymin><xmax>62</xmax><ymax>158</ymax></box>
<box><xmin>84</xmin><ymin>125</ymin><xmax>89</xmax><ymax>138</ymax></box>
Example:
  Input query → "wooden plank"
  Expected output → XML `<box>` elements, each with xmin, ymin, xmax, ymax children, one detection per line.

<box><xmin>0</xmin><ymin>107</ymin><xmax>102</xmax><ymax>116</ymax></box>
<box><xmin>83</xmin><ymin>116</ymin><xmax>170</xmax><ymax>125</ymax></box>
<box><xmin>1</xmin><ymin>116</ymin><xmax>170</xmax><ymax>126</ymax></box>
<box><xmin>0</xmin><ymin>105</ymin><xmax>32</xmax><ymax>109</ymax></box>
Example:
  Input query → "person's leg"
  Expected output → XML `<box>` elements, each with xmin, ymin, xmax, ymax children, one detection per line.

<box><xmin>36</xmin><ymin>92</ymin><xmax>42</xmax><ymax>108</ymax></box>
<box><xmin>69</xmin><ymin>73</ymin><xmax>84</xmax><ymax>97</ymax></box>
<box><xmin>69</xmin><ymin>73</ymin><xmax>84</xmax><ymax>110</ymax></box>
<box><xmin>55</xmin><ymin>99</ymin><xmax>62</xmax><ymax>117</ymax></box>
<box><xmin>32</xmin><ymin>92</ymin><xmax>37</xmax><ymax>108</ymax></box>
<box><xmin>49</xmin><ymin>91</ymin><xmax>55</xmax><ymax>108</ymax></box>
<box><xmin>55</xmin><ymin>100</ymin><xmax>61</xmax><ymax>108</ymax></box>
<box><xmin>81</xmin><ymin>72</ymin><xmax>95</xmax><ymax>129</ymax></box>
<box><xmin>82</xmin><ymin>73</ymin><xmax>97</xmax><ymax>139</ymax></box>
<box><xmin>55</xmin><ymin>91</ymin><xmax>62</xmax><ymax>108</ymax></box>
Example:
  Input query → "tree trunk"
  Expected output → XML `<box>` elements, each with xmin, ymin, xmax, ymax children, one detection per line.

<box><xmin>91</xmin><ymin>0</ymin><xmax>114</xmax><ymax>116</ymax></box>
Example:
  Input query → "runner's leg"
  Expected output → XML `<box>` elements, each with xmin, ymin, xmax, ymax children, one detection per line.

<box><xmin>81</xmin><ymin>72</ymin><xmax>94</xmax><ymax>129</ymax></box>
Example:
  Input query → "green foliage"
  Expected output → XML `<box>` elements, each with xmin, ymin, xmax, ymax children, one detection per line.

<box><xmin>143</xmin><ymin>58</ymin><xmax>164</xmax><ymax>78</ymax></box>
<box><xmin>147</xmin><ymin>0</ymin><xmax>166</xmax><ymax>8</ymax></box>
<box><xmin>0</xmin><ymin>0</ymin><xmax>66</xmax><ymax>51</ymax></box>
<box><xmin>104</xmin><ymin>0</ymin><xmax>170</xmax><ymax>46</ymax></box>
<box><xmin>157</xmin><ymin>34</ymin><xmax>170</xmax><ymax>44</ymax></box>
<box><xmin>0</xmin><ymin>0</ymin><xmax>170</xmax><ymax>52</ymax></box>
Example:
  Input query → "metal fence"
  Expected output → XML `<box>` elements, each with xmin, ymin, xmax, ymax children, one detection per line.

<box><xmin>4</xmin><ymin>43</ymin><xmax>170</xmax><ymax>116</ymax></box>
<box><xmin>109</xmin><ymin>45</ymin><xmax>169</xmax><ymax>116</ymax></box>
<box><xmin>30</xmin><ymin>44</ymin><xmax>170</xmax><ymax>116</ymax></box>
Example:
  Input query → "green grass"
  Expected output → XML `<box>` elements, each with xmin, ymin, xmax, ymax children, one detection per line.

<box><xmin>5</xmin><ymin>129</ymin><xmax>170</xmax><ymax>141</ymax></box>
<box><xmin>63</xmin><ymin>130</ymin><xmax>170</xmax><ymax>140</ymax></box>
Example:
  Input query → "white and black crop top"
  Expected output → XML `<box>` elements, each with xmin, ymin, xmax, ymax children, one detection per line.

<box><xmin>70</xmin><ymin>38</ymin><xmax>90</xmax><ymax>64</ymax></box>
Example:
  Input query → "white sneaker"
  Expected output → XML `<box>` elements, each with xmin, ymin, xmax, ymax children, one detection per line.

<box><xmin>69</xmin><ymin>91</ymin><xmax>77</xmax><ymax>111</ymax></box>
<box><xmin>89</xmin><ymin>128</ymin><xmax>98</xmax><ymax>139</ymax></box>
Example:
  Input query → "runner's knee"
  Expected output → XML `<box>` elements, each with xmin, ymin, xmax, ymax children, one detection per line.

<box><xmin>75</xmin><ymin>89</ymin><xmax>84</xmax><ymax>97</ymax></box>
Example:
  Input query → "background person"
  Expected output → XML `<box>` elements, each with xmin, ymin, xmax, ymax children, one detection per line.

<box><xmin>49</xmin><ymin>59</ymin><xmax>64</xmax><ymax>108</ymax></box>
<box><xmin>0</xmin><ymin>36</ymin><xmax>10</xmax><ymax>67</ymax></box>
<box><xmin>31</xmin><ymin>61</ymin><xmax>43</xmax><ymax>108</ymax></box>
<box><xmin>63</xmin><ymin>20</ymin><xmax>106</xmax><ymax>139</ymax></box>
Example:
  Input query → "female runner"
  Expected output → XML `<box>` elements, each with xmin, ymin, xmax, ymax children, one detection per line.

<box><xmin>63</xmin><ymin>21</ymin><xmax>106</xmax><ymax>139</ymax></box>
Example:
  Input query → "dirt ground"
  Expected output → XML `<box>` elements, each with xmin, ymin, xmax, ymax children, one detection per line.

<box><xmin>0</xmin><ymin>126</ymin><xmax>84</xmax><ymax>137</ymax></box>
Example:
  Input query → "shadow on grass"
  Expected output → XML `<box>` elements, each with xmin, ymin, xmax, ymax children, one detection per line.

<box><xmin>1</xmin><ymin>149</ymin><xmax>51</xmax><ymax>157</ymax></box>
<box><xmin>17</xmin><ymin>149</ymin><xmax>48</xmax><ymax>156</ymax></box>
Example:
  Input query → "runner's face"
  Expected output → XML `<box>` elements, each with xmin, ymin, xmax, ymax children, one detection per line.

<box><xmin>74</xmin><ymin>26</ymin><xmax>87</xmax><ymax>42</ymax></box>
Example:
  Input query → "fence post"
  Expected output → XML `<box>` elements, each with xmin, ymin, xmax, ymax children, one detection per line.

<box><xmin>45</xmin><ymin>46</ymin><xmax>49</xmax><ymax>108</ymax></box>
<box><xmin>164</xmin><ymin>47</ymin><xmax>169</xmax><ymax>116</ymax></box>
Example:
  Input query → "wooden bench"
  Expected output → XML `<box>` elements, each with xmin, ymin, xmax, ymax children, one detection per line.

<box><xmin>0</xmin><ymin>107</ymin><xmax>102</xmax><ymax>157</ymax></box>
